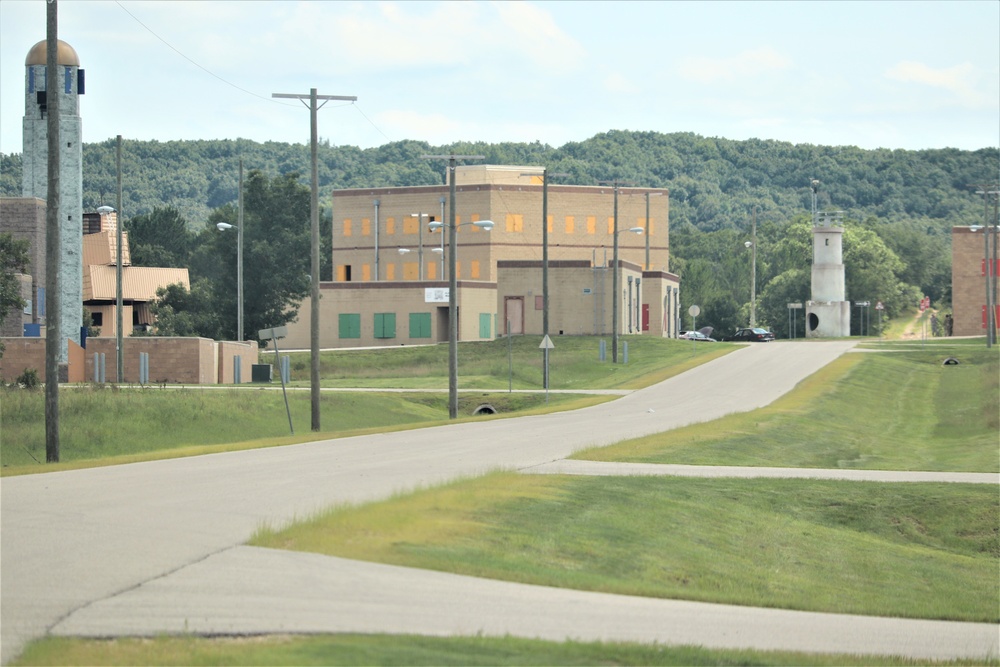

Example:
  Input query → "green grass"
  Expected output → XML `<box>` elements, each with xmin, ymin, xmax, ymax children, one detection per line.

<box><xmin>576</xmin><ymin>346</ymin><xmax>999</xmax><ymax>472</ymax></box>
<box><xmin>284</xmin><ymin>335</ymin><xmax>733</xmax><ymax>390</ymax></box>
<box><xmin>14</xmin><ymin>634</ymin><xmax>991</xmax><ymax>667</ymax></box>
<box><xmin>253</xmin><ymin>472</ymin><xmax>999</xmax><ymax>623</ymax></box>
<box><xmin>0</xmin><ymin>387</ymin><xmax>607</xmax><ymax>473</ymax></box>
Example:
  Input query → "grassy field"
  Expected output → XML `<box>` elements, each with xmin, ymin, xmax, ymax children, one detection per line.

<box><xmin>2</xmin><ymin>335</ymin><xmax>723</xmax><ymax>474</ymax></box>
<box><xmin>8</xmin><ymin>335</ymin><xmax>999</xmax><ymax>666</ymax></box>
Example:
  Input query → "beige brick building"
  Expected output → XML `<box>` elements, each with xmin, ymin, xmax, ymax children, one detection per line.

<box><xmin>282</xmin><ymin>165</ymin><xmax>680</xmax><ymax>349</ymax></box>
<box><xmin>952</xmin><ymin>226</ymin><xmax>999</xmax><ymax>337</ymax></box>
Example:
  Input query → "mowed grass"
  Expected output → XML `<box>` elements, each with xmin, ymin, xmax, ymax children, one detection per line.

<box><xmin>287</xmin><ymin>335</ymin><xmax>733</xmax><ymax>390</ymax></box>
<box><xmin>253</xmin><ymin>472</ymin><xmax>998</xmax><ymax>623</ymax></box>
<box><xmin>15</xmin><ymin>634</ymin><xmax>989</xmax><ymax>667</ymax></box>
<box><xmin>576</xmin><ymin>346</ymin><xmax>999</xmax><ymax>472</ymax></box>
<box><xmin>0</xmin><ymin>387</ymin><xmax>605</xmax><ymax>473</ymax></box>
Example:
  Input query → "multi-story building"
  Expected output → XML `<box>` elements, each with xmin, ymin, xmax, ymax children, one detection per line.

<box><xmin>282</xmin><ymin>165</ymin><xmax>680</xmax><ymax>349</ymax></box>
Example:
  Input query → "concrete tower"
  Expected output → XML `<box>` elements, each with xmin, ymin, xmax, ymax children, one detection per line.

<box><xmin>22</xmin><ymin>39</ymin><xmax>85</xmax><ymax>359</ymax></box>
<box><xmin>805</xmin><ymin>181</ymin><xmax>850</xmax><ymax>337</ymax></box>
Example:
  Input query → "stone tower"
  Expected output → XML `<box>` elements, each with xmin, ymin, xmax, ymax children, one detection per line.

<box><xmin>22</xmin><ymin>39</ymin><xmax>85</xmax><ymax>359</ymax></box>
<box><xmin>805</xmin><ymin>181</ymin><xmax>850</xmax><ymax>338</ymax></box>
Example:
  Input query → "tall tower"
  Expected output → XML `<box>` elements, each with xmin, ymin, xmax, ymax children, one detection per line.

<box><xmin>23</xmin><ymin>39</ymin><xmax>85</xmax><ymax>359</ymax></box>
<box><xmin>805</xmin><ymin>180</ymin><xmax>850</xmax><ymax>337</ymax></box>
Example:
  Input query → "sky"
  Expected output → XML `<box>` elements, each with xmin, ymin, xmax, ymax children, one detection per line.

<box><xmin>1</xmin><ymin>0</ymin><xmax>998</xmax><ymax>156</ymax></box>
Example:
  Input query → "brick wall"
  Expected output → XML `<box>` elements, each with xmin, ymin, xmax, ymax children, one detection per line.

<box><xmin>217</xmin><ymin>341</ymin><xmax>256</xmax><ymax>383</ymax></box>
<box><xmin>83</xmin><ymin>337</ymin><xmax>218</xmax><ymax>384</ymax></box>
<box><xmin>952</xmin><ymin>227</ymin><xmax>997</xmax><ymax>337</ymax></box>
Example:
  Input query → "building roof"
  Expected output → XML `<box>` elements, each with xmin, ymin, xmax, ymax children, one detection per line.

<box><xmin>25</xmin><ymin>40</ymin><xmax>80</xmax><ymax>67</ymax></box>
<box><xmin>83</xmin><ymin>265</ymin><xmax>189</xmax><ymax>302</ymax></box>
<box><xmin>82</xmin><ymin>231</ymin><xmax>131</xmax><ymax>267</ymax></box>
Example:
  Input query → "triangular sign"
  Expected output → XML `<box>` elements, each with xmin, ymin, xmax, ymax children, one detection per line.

<box><xmin>539</xmin><ymin>335</ymin><xmax>555</xmax><ymax>349</ymax></box>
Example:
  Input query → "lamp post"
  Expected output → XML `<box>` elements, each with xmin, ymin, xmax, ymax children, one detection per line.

<box><xmin>96</xmin><ymin>204</ymin><xmax>122</xmax><ymax>380</ymax></box>
<box><xmin>599</xmin><ymin>180</ymin><xmax>639</xmax><ymax>363</ymax></box>
<box><xmin>644</xmin><ymin>191</ymin><xmax>663</xmax><ymax>271</ymax></box>
<box><xmin>428</xmin><ymin>217</ymin><xmax>494</xmax><ymax>418</ymax></box>
<box><xmin>744</xmin><ymin>205</ymin><xmax>758</xmax><ymax>328</ymax></box>
<box><xmin>216</xmin><ymin>220</ymin><xmax>243</xmax><ymax>342</ymax></box>
<box><xmin>423</xmin><ymin>154</ymin><xmax>485</xmax><ymax>418</ymax></box>
<box><xmin>410</xmin><ymin>213</ymin><xmax>429</xmax><ymax>280</ymax></box>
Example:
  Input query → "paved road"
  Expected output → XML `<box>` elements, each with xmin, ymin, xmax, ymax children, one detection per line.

<box><xmin>3</xmin><ymin>341</ymin><xmax>996</xmax><ymax>663</ymax></box>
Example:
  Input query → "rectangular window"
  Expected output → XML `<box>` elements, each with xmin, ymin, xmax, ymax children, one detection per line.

<box><xmin>374</xmin><ymin>313</ymin><xmax>396</xmax><ymax>339</ymax></box>
<box><xmin>426</xmin><ymin>262</ymin><xmax>437</xmax><ymax>280</ymax></box>
<box><xmin>409</xmin><ymin>312</ymin><xmax>431</xmax><ymax>339</ymax></box>
<box><xmin>362</xmin><ymin>264</ymin><xmax>371</xmax><ymax>281</ymax></box>
<box><xmin>336</xmin><ymin>265</ymin><xmax>347</xmax><ymax>281</ymax></box>
<box><xmin>607</xmin><ymin>217</ymin><xmax>615</xmax><ymax>235</ymax></box>
<box><xmin>645</xmin><ymin>217</ymin><xmax>654</xmax><ymax>235</ymax></box>
<box><xmin>456</xmin><ymin>261</ymin><xmax>462</xmax><ymax>280</ymax></box>
<box><xmin>547</xmin><ymin>215</ymin><xmax>553</xmax><ymax>234</ymax></box>
<box><xmin>470</xmin><ymin>260</ymin><xmax>481</xmax><ymax>279</ymax></box>
<box><xmin>403</xmin><ymin>262</ymin><xmax>418</xmax><ymax>280</ymax></box>
<box><xmin>362</xmin><ymin>218</ymin><xmax>371</xmax><ymax>236</ymax></box>
<box><xmin>338</xmin><ymin>313</ymin><xmax>361</xmax><ymax>339</ymax></box>
<box><xmin>403</xmin><ymin>216</ymin><xmax>418</xmax><ymax>235</ymax></box>
<box><xmin>343</xmin><ymin>219</ymin><xmax>352</xmax><ymax>237</ymax></box>
<box><xmin>587</xmin><ymin>216</ymin><xmax>596</xmax><ymax>235</ymax></box>
<box><xmin>505</xmin><ymin>214</ymin><xmax>524</xmax><ymax>232</ymax></box>
<box><xmin>565</xmin><ymin>216</ymin><xmax>575</xmax><ymax>234</ymax></box>
<box><xmin>479</xmin><ymin>313</ymin><xmax>492</xmax><ymax>339</ymax></box>
<box><xmin>386</xmin><ymin>217</ymin><xmax>395</xmax><ymax>235</ymax></box>
<box><xmin>386</xmin><ymin>264</ymin><xmax>396</xmax><ymax>281</ymax></box>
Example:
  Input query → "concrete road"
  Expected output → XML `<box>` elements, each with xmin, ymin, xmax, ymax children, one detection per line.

<box><xmin>3</xmin><ymin>340</ymin><xmax>994</xmax><ymax>663</ymax></box>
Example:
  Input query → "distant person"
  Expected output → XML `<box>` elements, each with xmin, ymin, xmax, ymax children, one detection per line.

<box><xmin>945</xmin><ymin>314</ymin><xmax>953</xmax><ymax>336</ymax></box>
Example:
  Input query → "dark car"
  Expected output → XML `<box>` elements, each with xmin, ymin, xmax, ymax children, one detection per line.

<box><xmin>723</xmin><ymin>327</ymin><xmax>775</xmax><ymax>342</ymax></box>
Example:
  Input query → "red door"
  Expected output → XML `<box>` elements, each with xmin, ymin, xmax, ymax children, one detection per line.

<box><xmin>642</xmin><ymin>304</ymin><xmax>650</xmax><ymax>331</ymax></box>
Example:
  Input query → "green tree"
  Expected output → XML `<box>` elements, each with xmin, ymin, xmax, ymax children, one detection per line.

<box><xmin>188</xmin><ymin>170</ymin><xmax>311</xmax><ymax>343</ymax></box>
<box><xmin>1</xmin><ymin>233</ymin><xmax>30</xmax><ymax>336</ymax></box>
<box><xmin>125</xmin><ymin>206</ymin><xmax>194</xmax><ymax>268</ymax></box>
<box><xmin>147</xmin><ymin>280</ymin><xmax>221</xmax><ymax>339</ymax></box>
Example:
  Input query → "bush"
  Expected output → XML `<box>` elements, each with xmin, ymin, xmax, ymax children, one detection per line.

<box><xmin>13</xmin><ymin>368</ymin><xmax>40</xmax><ymax>390</ymax></box>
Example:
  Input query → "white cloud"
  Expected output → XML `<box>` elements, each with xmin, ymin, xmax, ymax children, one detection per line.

<box><xmin>885</xmin><ymin>60</ymin><xmax>994</xmax><ymax>109</ymax></box>
<box><xmin>678</xmin><ymin>47</ymin><xmax>792</xmax><ymax>83</ymax></box>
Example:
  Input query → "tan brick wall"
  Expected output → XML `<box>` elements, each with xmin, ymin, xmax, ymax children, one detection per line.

<box><xmin>0</xmin><ymin>338</ymin><xmax>47</xmax><ymax>382</ymax></box>
<box><xmin>952</xmin><ymin>227</ymin><xmax>998</xmax><ymax>337</ymax></box>
<box><xmin>82</xmin><ymin>337</ymin><xmax>217</xmax><ymax>384</ymax></box>
<box><xmin>217</xmin><ymin>341</ymin><xmax>256</xmax><ymax>383</ymax></box>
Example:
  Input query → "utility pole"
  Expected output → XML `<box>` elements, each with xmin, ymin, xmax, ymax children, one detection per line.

<box><xmin>751</xmin><ymin>205</ymin><xmax>757</xmax><ymax>328</ymax></box>
<box><xmin>116</xmin><ymin>135</ymin><xmax>123</xmax><ymax>381</ymax></box>
<box><xmin>44</xmin><ymin>0</ymin><xmax>60</xmax><ymax>462</ymax></box>
<box><xmin>971</xmin><ymin>184</ymin><xmax>1000</xmax><ymax>347</ymax></box>
<box><xmin>422</xmin><ymin>154</ymin><xmax>484</xmax><ymax>418</ymax></box>
<box><xmin>272</xmin><ymin>89</ymin><xmax>356</xmax><ymax>431</ymax></box>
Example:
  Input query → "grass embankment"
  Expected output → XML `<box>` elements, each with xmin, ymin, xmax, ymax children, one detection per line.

<box><xmin>17</xmin><ymin>634</ymin><xmax>987</xmax><ymax>667</ymax></box>
<box><xmin>578</xmin><ymin>346</ymin><xmax>999</xmax><ymax>471</ymax></box>
<box><xmin>0</xmin><ymin>336</ymin><xmax>723</xmax><ymax>474</ymax></box>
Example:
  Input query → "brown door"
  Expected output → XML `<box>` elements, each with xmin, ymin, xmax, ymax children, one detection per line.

<box><xmin>504</xmin><ymin>296</ymin><xmax>524</xmax><ymax>335</ymax></box>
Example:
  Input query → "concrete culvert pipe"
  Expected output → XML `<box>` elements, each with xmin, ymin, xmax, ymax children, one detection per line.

<box><xmin>473</xmin><ymin>404</ymin><xmax>497</xmax><ymax>415</ymax></box>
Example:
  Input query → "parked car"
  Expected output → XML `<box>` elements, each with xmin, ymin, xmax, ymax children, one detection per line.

<box><xmin>722</xmin><ymin>327</ymin><xmax>775</xmax><ymax>342</ymax></box>
<box><xmin>679</xmin><ymin>327</ymin><xmax>717</xmax><ymax>342</ymax></box>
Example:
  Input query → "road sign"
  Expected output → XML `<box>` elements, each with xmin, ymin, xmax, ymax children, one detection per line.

<box><xmin>876</xmin><ymin>301</ymin><xmax>884</xmax><ymax>310</ymax></box>
<box><xmin>688</xmin><ymin>305</ymin><xmax>700</xmax><ymax>317</ymax></box>
<box><xmin>539</xmin><ymin>335</ymin><xmax>555</xmax><ymax>349</ymax></box>
<box><xmin>258</xmin><ymin>325</ymin><xmax>288</xmax><ymax>340</ymax></box>
<box><xmin>787</xmin><ymin>302</ymin><xmax>803</xmax><ymax>309</ymax></box>
<box><xmin>856</xmin><ymin>301</ymin><xmax>870</xmax><ymax>307</ymax></box>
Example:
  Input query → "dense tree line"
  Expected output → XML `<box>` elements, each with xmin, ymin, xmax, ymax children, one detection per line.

<box><xmin>2</xmin><ymin>131</ymin><xmax>996</xmax><ymax>340</ymax></box>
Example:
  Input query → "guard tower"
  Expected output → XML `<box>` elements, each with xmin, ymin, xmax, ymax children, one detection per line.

<box><xmin>22</xmin><ymin>39</ymin><xmax>85</xmax><ymax>360</ymax></box>
<box><xmin>805</xmin><ymin>180</ymin><xmax>850</xmax><ymax>337</ymax></box>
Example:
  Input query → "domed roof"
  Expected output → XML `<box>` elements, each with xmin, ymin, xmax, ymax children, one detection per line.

<box><xmin>25</xmin><ymin>39</ymin><xmax>80</xmax><ymax>67</ymax></box>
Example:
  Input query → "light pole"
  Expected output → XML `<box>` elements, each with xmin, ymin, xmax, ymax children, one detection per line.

<box><xmin>96</xmin><ymin>204</ymin><xmax>121</xmax><ymax>380</ymax></box>
<box><xmin>216</xmin><ymin>220</ymin><xmax>243</xmax><ymax>342</ymax></box>
<box><xmin>644</xmin><ymin>191</ymin><xmax>663</xmax><ymax>271</ymax></box>
<box><xmin>423</xmin><ymin>154</ymin><xmax>485</xmax><ymax>418</ymax></box>
<box><xmin>428</xmin><ymin>217</ymin><xmax>494</xmax><ymax>418</ymax></box>
<box><xmin>745</xmin><ymin>205</ymin><xmax>757</xmax><ymax>328</ymax></box>
<box><xmin>599</xmin><ymin>180</ymin><xmax>637</xmax><ymax>363</ymax></box>
<box><xmin>410</xmin><ymin>213</ymin><xmax>429</xmax><ymax>280</ymax></box>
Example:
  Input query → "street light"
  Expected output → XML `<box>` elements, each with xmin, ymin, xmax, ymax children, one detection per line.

<box><xmin>745</xmin><ymin>205</ymin><xmax>757</xmax><ymax>328</ymax></box>
<box><xmin>410</xmin><ymin>213</ymin><xmax>429</xmax><ymax>280</ymax></box>
<box><xmin>612</xmin><ymin>225</ymin><xmax>645</xmax><ymax>362</ymax></box>
<box><xmin>96</xmin><ymin>204</ymin><xmax>122</xmax><ymax>381</ymax></box>
<box><xmin>216</xmin><ymin>221</ymin><xmax>243</xmax><ymax>342</ymax></box>
<box><xmin>428</xmin><ymin>217</ymin><xmax>494</xmax><ymax>418</ymax></box>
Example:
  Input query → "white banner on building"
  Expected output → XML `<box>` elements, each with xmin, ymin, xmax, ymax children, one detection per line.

<box><xmin>425</xmin><ymin>287</ymin><xmax>450</xmax><ymax>303</ymax></box>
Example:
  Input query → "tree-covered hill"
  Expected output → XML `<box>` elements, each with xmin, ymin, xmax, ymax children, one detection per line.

<box><xmin>1</xmin><ymin>131</ymin><xmax>996</xmax><ymax>232</ymax></box>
